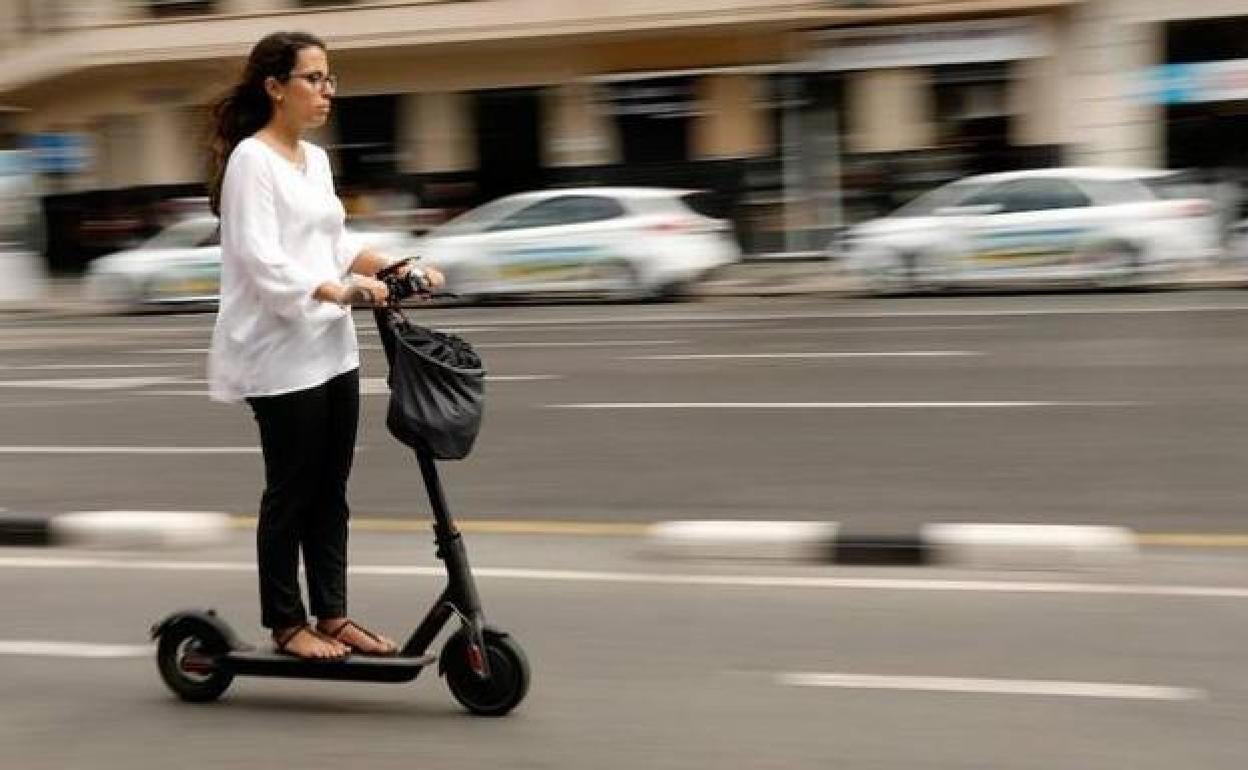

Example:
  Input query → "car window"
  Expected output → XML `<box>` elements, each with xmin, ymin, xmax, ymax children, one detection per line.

<box><xmin>143</xmin><ymin>218</ymin><xmax>220</xmax><ymax>250</ymax></box>
<box><xmin>435</xmin><ymin>196</ymin><xmax>531</xmax><ymax>235</ymax></box>
<box><xmin>998</xmin><ymin>179</ymin><xmax>1092</xmax><ymax>213</ymax></box>
<box><xmin>958</xmin><ymin>182</ymin><xmax>1013</xmax><ymax>211</ymax></box>
<box><xmin>892</xmin><ymin>181</ymin><xmax>985</xmax><ymax>217</ymax></box>
<box><xmin>490</xmin><ymin>196</ymin><xmax>626</xmax><ymax>232</ymax></box>
<box><xmin>1078</xmin><ymin>178</ymin><xmax>1154</xmax><ymax>205</ymax></box>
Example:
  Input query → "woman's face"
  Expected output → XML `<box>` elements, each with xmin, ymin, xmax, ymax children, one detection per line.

<box><xmin>271</xmin><ymin>45</ymin><xmax>335</xmax><ymax>130</ymax></box>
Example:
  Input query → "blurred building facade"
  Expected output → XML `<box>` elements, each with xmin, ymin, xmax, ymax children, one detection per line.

<box><xmin>0</xmin><ymin>0</ymin><xmax>1246</xmax><ymax>268</ymax></box>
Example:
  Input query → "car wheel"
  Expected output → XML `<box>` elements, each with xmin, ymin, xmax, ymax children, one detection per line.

<box><xmin>864</xmin><ymin>251</ymin><xmax>923</xmax><ymax>295</ymax></box>
<box><xmin>1086</xmin><ymin>241</ymin><xmax>1142</xmax><ymax>289</ymax></box>
<box><xmin>601</xmin><ymin>260</ymin><xmax>646</xmax><ymax>302</ymax></box>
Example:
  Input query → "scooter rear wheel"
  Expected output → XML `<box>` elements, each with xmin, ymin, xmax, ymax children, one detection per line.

<box><xmin>441</xmin><ymin>629</ymin><xmax>530</xmax><ymax>716</ymax></box>
<box><xmin>156</xmin><ymin>624</ymin><xmax>234</xmax><ymax>703</ymax></box>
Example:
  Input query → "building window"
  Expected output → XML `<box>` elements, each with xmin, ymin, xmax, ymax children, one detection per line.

<box><xmin>145</xmin><ymin>0</ymin><xmax>217</xmax><ymax>18</ymax></box>
<box><xmin>602</xmin><ymin>76</ymin><xmax>697</xmax><ymax>165</ymax></box>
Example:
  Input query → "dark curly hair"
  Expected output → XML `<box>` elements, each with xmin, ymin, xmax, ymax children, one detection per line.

<box><xmin>206</xmin><ymin>31</ymin><xmax>326</xmax><ymax>215</ymax></box>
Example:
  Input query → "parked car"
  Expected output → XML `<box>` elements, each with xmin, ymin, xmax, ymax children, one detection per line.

<box><xmin>1228</xmin><ymin>218</ymin><xmax>1248</xmax><ymax>263</ymax></box>
<box><xmin>0</xmin><ymin>150</ymin><xmax>45</xmax><ymax>305</ymax></box>
<box><xmin>839</xmin><ymin>168</ymin><xmax>1221</xmax><ymax>292</ymax></box>
<box><xmin>83</xmin><ymin>215</ymin><xmax>414</xmax><ymax>308</ymax></box>
<box><xmin>415</xmin><ymin>187</ymin><xmax>741</xmax><ymax>301</ymax></box>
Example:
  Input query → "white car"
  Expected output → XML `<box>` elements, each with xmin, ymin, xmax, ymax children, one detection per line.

<box><xmin>1228</xmin><ymin>219</ymin><xmax>1248</xmax><ymax>263</ymax></box>
<box><xmin>841</xmin><ymin>168</ymin><xmax>1221</xmax><ymax>292</ymax></box>
<box><xmin>415</xmin><ymin>187</ymin><xmax>741</xmax><ymax>301</ymax></box>
<box><xmin>84</xmin><ymin>215</ymin><xmax>414</xmax><ymax>308</ymax></box>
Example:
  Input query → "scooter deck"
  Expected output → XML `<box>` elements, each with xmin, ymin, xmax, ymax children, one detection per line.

<box><xmin>219</xmin><ymin>649</ymin><xmax>438</xmax><ymax>683</ymax></box>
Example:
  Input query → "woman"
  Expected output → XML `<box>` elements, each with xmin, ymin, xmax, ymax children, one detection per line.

<box><xmin>206</xmin><ymin>31</ymin><xmax>443</xmax><ymax>660</ymax></box>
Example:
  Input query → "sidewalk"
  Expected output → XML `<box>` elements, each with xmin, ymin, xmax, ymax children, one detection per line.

<box><xmin>4</xmin><ymin>261</ymin><xmax>1247</xmax><ymax>318</ymax></box>
<box><xmin>0</xmin><ymin>263</ymin><xmax>855</xmax><ymax>318</ymax></box>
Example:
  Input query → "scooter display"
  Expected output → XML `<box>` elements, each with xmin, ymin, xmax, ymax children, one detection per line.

<box><xmin>151</xmin><ymin>264</ymin><xmax>530</xmax><ymax>717</ymax></box>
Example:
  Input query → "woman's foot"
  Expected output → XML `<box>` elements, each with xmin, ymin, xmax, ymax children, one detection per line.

<box><xmin>273</xmin><ymin>625</ymin><xmax>349</xmax><ymax>660</ymax></box>
<box><xmin>317</xmin><ymin>618</ymin><xmax>398</xmax><ymax>656</ymax></box>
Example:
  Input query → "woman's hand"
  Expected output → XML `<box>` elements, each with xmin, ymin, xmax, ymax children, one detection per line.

<box><xmin>337</xmin><ymin>276</ymin><xmax>389</xmax><ymax>306</ymax></box>
<box><xmin>417</xmin><ymin>265</ymin><xmax>446</xmax><ymax>291</ymax></box>
<box><xmin>392</xmin><ymin>260</ymin><xmax>445</xmax><ymax>291</ymax></box>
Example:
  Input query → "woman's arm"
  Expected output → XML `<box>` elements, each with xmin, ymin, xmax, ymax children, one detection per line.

<box><xmin>222</xmin><ymin>147</ymin><xmax>345</xmax><ymax>321</ymax></box>
<box><xmin>348</xmin><ymin>247</ymin><xmax>445</xmax><ymax>289</ymax></box>
<box><xmin>347</xmin><ymin>247</ymin><xmax>391</xmax><ymax>277</ymax></box>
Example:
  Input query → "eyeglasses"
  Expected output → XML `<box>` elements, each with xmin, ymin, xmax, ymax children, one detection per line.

<box><xmin>283</xmin><ymin>71</ymin><xmax>338</xmax><ymax>92</ymax></box>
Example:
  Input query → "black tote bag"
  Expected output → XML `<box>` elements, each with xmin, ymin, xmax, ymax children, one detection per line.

<box><xmin>381</xmin><ymin>317</ymin><xmax>485</xmax><ymax>460</ymax></box>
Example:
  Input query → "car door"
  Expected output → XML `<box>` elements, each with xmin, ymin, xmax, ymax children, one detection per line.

<box><xmin>962</xmin><ymin>179</ymin><xmax>1098</xmax><ymax>277</ymax></box>
<box><xmin>148</xmin><ymin>221</ymin><xmax>222</xmax><ymax>302</ymax></box>
<box><xmin>479</xmin><ymin>195</ymin><xmax>629</xmax><ymax>293</ymax></box>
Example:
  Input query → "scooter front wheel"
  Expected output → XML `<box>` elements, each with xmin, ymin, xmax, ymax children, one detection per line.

<box><xmin>441</xmin><ymin>629</ymin><xmax>530</xmax><ymax>716</ymax></box>
<box><xmin>156</xmin><ymin>623</ymin><xmax>234</xmax><ymax>703</ymax></box>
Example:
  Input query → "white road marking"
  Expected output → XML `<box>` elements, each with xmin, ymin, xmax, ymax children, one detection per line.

<box><xmin>3</xmin><ymin>555</ymin><xmax>1248</xmax><ymax>601</ymax></box>
<box><xmin>358</xmin><ymin>375</ymin><xmax>559</xmax><ymax>395</ymax></box>
<box><xmin>335</xmin><ymin>304</ymin><xmax>1248</xmax><ymax>327</ymax></box>
<box><xmin>0</xmin><ymin>641</ymin><xmax>153</xmax><ymax>660</ymax></box>
<box><xmin>145</xmin><ymin>391</ymin><xmax>214</xmax><ymax>396</ymax></box>
<box><xmin>356</xmin><ymin>326</ymin><xmax>500</xmax><ymax>335</ymax></box>
<box><xmin>485</xmin><ymin>375</ymin><xmax>561</xmax><ymax>381</ymax></box>
<box><xmin>548</xmin><ymin>401</ymin><xmax>1142</xmax><ymax>410</ymax></box>
<box><xmin>0</xmin><ymin>363</ymin><xmax>190</xmax><ymax>371</ymax></box>
<box><xmin>17</xmin><ymin>304</ymin><xmax>1248</xmax><ymax>343</ymax></box>
<box><xmin>0</xmin><ymin>377</ymin><xmax>183</xmax><ymax>390</ymax></box>
<box><xmin>359</xmin><ymin>340</ymin><xmax>686</xmax><ymax>352</ymax></box>
<box><xmin>148</xmin><ymin>374</ymin><xmax>559</xmax><ymax>397</ymax></box>
<box><xmin>476</xmin><ymin>340</ymin><xmax>687</xmax><ymax>349</ymax></box>
<box><xmin>775</xmin><ymin>672</ymin><xmax>1205</xmax><ymax>701</ymax></box>
<box><xmin>0</xmin><ymin>398</ymin><xmax>131</xmax><ymax>409</ymax></box>
<box><xmin>4</xmin><ymin>326</ymin><xmax>214</xmax><ymax>335</ymax></box>
<box><xmin>0</xmin><ymin>446</ymin><xmax>260</xmax><ymax>454</ymax></box>
<box><xmin>627</xmin><ymin>351</ymin><xmax>980</xmax><ymax>361</ymax></box>
<box><xmin>752</xmin><ymin>325</ymin><xmax>1011</xmax><ymax>333</ymax></box>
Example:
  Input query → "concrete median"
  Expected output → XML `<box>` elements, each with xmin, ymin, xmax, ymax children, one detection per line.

<box><xmin>646</xmin><ymin>520</ymin><xmax>1140</xmax><ymax>569</ymax></box>
<box><xmin>0</xmin><ymin>510</ymin><xmax>232</xmax><ymax>549</ymax></box>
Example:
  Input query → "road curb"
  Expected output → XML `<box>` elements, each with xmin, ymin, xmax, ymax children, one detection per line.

<box><xmin>646</xmin><ymin>521</ymin><xmax>1139</xmax><ymax>568</ymax></box>
<box><xmin>0</xmin><ymin>511</ymin><xmax>233</xmax><ymax>549</ymax></box>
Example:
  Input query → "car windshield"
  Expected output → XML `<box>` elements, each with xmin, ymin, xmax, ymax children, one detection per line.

<box><xmin>1141</xmin><ymin>173</ymin><xmax>1208</xmax><ymax>201</ymax></box>
<box><xmin>142</xmin><ymin>218</ymin><xmax>218</xmax><ymax>250</ymax></box>
<box><xmin>434</xmin><ymin>197</ymin><xmax>533</xmax><ymax>236</ymax></box>
<box><xmin>891</xmin><ymin>181</ymin><xmax>982</xmax><ymax>218</ymax></box>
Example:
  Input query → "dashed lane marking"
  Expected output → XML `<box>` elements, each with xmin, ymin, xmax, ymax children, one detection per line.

<box><xmin>4</xmin><ymin>556</ymin><xmax>1248</xmax><ymax>600</ymax></box>
<box><xmin>775</xmin><ymin>672</ymin><xmax>1205</xmax><ymax>701</ymax></box>
<box><xmin>0</xmin><ymin>641</ymin><xmax>153</xmax><ymax>659</ymax></box>
<box><xmin>626</xmin><ymin>351</ymin><xmax>981</xmax><ymax>361</ymax></box>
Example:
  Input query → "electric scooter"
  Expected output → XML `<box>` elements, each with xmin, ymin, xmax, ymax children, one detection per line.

<box><xmin>151</xmin><ymin>269</ymin><xmax>529</xmax><ymax>717</ymax></box>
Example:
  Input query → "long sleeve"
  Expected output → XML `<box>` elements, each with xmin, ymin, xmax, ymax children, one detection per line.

<box><xmin>315</xmin><ymin>149</ymin><xmax>363</xmax><ymax>276</ymax></box>
<box><xmin>220</xmin><ymin>146</ymin><xmax>346</xmax><ymax>324</ymax></box>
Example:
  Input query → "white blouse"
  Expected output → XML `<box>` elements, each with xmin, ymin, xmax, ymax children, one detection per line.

<box><xmin>208</xmin><ymin>137</ymin><xmax>361</xmax><ymax>403</ymax></box>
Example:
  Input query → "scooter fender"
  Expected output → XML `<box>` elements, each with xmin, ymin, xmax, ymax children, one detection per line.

<box><xmin>438</xmin><ymin>625</ymin><xmax>510</xmax><ymax>677</ymax></box>
<box><xmin>149</xmin><ymin>608</ymin><xmax>247</xmax><ymax>651</ymax></box>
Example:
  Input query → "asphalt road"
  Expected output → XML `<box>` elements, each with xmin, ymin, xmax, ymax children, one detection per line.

<box><xmin>5</xmin><ymin>291</ymin><xmax>1248</xmax><ymax>534</ymax></box>
<box><xmin>3</xmin><ymin>533</ymin><xmax>1248</xmax><ymax>769</ymax></box>
<box><xmin>5</xmin><ymin>291</ymin><xmax>1248</xmax><ymax>768</ymax></box>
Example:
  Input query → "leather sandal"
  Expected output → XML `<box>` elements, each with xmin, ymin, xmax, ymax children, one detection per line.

<box><xmin>322</xmin><ymin>619</ymin><xmax>398</xmax><ymax>656</ymax></box>
<box><xmin>273</xmin><ymin>625</ymin><xmax>348</xmax><ymax>661</ymax></box>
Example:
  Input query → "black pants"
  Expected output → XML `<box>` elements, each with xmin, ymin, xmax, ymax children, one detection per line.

<box><xmin>247</xmin><ymin>368</ymin><xmax>359</xmax><ymax>630</ymax></box>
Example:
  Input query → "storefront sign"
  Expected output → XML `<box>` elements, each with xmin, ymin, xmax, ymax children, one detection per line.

<box><xmin>23</xmin><ymin>132</ymin><xmax>90</xmax><ymax>174</ymax></box>
<box><xmin>600</xmin><ymin>78</ymin><xmax>701</xmax><ymax>119</ymax></box>
<box><xmin>809</xmin><ymin>18</ymin><xmax>1050</xmax><ymax>72</ymax></box>
<box><xmin>1137</xmin><ymin>60</ymin><xmax>1248</xmax><ymax>104</ymax></box>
